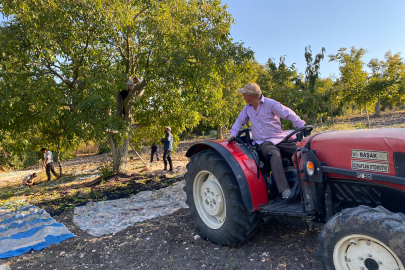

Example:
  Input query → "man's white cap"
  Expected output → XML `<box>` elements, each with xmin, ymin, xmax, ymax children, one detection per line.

<box><xmin>237</xmin><ymin>83</ymin><xmax>262</xmax><ymax>96</ymax></box>
<box><xmin>165</xmin><ymin>126</ymin><xmax>171</xmax><ymax>131</ymax></box>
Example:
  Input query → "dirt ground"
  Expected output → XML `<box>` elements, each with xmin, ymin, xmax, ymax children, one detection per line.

<box><xmin>1</xmin><ymin>109</ymin><xmax>404</xmax><ymax>270</ymax></box>
<box><xmin>1</xmin><ymin>208</ymin><xmax>321</xmax><ymax>270</ymax></box>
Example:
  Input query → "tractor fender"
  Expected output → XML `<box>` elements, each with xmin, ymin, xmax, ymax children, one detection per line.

<box><xmin>186</xmin><ymin>140</ymin><xmax>268</xmax><ymax>212</ymax></box>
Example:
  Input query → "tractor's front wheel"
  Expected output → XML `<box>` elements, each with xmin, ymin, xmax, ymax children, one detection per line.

<box><xmin>184</xmin><ymin>150</ymin><xmax>259</xmax><ymax>246</ymax></box>
<box><xmin>317</xmin><ymin>205</ymin><xmax>405</xmax><ymax>270</ymax></box>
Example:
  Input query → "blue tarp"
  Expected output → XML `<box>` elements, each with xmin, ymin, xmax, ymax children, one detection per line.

<box><xmin>0</xmin><ymin>203</ymin><xmax>75</xmax><ymax>259</ymax></box>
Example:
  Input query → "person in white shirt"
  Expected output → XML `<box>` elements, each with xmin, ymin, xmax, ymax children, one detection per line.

<box><xmin>41</xmin><ymin>147</ymin><xmax>59</xmax><ymax>181</ymax></box>
<box><xmin>22</xmin><ymin>173</ymin><xmax>37</xmax><ymax>186</ymax></box>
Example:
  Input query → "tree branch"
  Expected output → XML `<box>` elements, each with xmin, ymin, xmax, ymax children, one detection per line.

<box><xmin>36</xmin><ymin>47</ymin><xmax>72</xmax><ymax>87</ymax></box>
<box><xmin>132</xmin><ymin>5</ymin><xmax>150</xmax><ymax>21</ymax></box>
<box><xmin>114</xmin><ymin>36</ymin><xmax>128</xmax><ymax>61</ymax></box>
<box><xmin>73</xmin><ymin>23</ymin><xmax>98</xmax><ymax>86</ymax></box>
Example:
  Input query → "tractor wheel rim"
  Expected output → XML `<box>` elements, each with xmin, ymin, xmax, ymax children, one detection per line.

<box><xmin>333</xmin><ymin>234</ymin><xmax>404</xmax><ymax>270</ymax></box>
<box><xmin>193</xmin><ymin>170</ymin><xmax>226</xmax><ymax>229</ymax></box>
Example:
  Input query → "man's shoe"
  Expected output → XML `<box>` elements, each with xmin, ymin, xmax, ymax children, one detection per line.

<box><xmin>162</xmin><ymin>168</ymin><xmax>167</xmax><ymax>171</ymax></box>
<box><xmin>286</xmin><ymin>181</ymin><xmax>299</xmax><ymax>202</ymax></box>
<box><xmin>168</xmin><ymin>169</ymin><xmax>173</xmax><ymax>172</ymax></box>
<box><xmin>281</xmin><ymin>188</ymin><xmax>291</xmax><ymax>199</ymax></box>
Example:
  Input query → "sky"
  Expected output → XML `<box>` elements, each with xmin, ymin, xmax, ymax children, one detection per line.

<box><xmin>225</xmin><ymin>0</ymin><xmax>405</xmax><ymax>78</ymax></box>
<box><xmin>1</xmin><ymin>1</ymin><xmax>403</xmax><ymax>78</ymax></box>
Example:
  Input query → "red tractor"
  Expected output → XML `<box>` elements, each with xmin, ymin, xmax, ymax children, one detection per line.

<box><xmin>184</xmin><ymin>126</ymin><xmax>405</xmax><ymax>270</ymax></box>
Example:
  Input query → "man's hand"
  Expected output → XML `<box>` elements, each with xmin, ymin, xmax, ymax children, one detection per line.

<box><xmin>227</xmin><ymin>135</ymin><xmax>236</xmax><ymax>142</ymax></box>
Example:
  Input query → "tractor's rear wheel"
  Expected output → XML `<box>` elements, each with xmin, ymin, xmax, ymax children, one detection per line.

<box><xmin>184</xmin><ymin>150</ymin><xmax>259</xmax><ymax>246</ymax></box>
<box><xmin>317</xmin><ymin>205</ymin><xmax>405</xmax><ymax>270</ymax></box>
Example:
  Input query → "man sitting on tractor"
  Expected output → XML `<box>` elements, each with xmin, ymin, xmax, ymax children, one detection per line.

<box><xmin>227</xmin><ymin>82</ymin><xmax>306</xmax><ymax>201</ymax></box>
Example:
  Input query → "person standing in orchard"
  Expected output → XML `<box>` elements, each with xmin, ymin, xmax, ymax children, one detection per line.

<box><xmin>150</xmin><ymin>142</ymin><xmax>160</xmax><ymax>164</ymax></box>
<box><xmin>41</xmin><ymin>147</ymin><xmax>59</xmax><ymax>182</ymax></box>
<box><xmin>160</xmin><ymin>127</ymin><xmax>173</xmax><ymax>172</ymax></box>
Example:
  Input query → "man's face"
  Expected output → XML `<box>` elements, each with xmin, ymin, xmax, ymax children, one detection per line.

<box><xmin>42</xmin><ymin>150</ymin><xmax>46</xmax><ymax>154</ymax></box>
<box><xmin>133</xmin><ymin>77</ymin><xmax>139</xmax><ymax>84</ymax></box>
<box><xmin>243</xmin><ymin>93</ymin><xmax>254</xmax><ymax>104</ymax></box>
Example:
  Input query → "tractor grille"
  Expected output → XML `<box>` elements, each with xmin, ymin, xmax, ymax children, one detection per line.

<box><xmin>330</xmin><ymin>181</ymin><xmax>382</xmax><ymax>206</ymax></box>
<box><xmin>394</xmin><ymin>152</ymin><xmax>405</xmax><ymax>178</ymax></box>
<box><xmin>329</xmin><ymin>179</ymin><xmax>405</xmax><ymax>213</ymax></box>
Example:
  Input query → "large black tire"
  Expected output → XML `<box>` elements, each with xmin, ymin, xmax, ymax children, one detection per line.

<box><xmin>184</xmin><ymin>150</ymin><xmax>260</xmax><ymax>246</ymax></box>
<box><xmin>317</xmin><ymin>205</ymin><xmax>405</xmax><ymax>270</ymax></box>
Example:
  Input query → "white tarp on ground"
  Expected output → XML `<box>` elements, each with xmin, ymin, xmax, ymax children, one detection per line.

<box><xmin>73</xmin><ymin>180</ymin><xmax>188</xmax><ymax>237</ymax></box>
<box><xmin>0</xmin><ymin>203</ymin><xmax>75</xmax><ymax>259</ymax></box>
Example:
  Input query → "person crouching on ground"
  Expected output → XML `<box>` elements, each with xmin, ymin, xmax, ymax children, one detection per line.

<box><xmin>41</xmin><ymin>147</ymin><xmax>59</xmax><ymax>182</ymax></box>
<box><xmin>227</xmin><ymin>83</ymin><xmax>306</xmax><ymax>202</ymax></box>
<box><xmin>22</xmin><ymin>172</ymin><xmax>37</xmax><ymax>186</ymax></box>
<box><xmin>160</xmin><ymin>127</ymin><xmax>173</xmax><ymax>172</ymax></box>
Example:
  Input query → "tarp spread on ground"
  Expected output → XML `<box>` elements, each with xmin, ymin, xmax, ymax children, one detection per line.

<box><xmin>73</xmin><ymin>180</ymin><xmax>188</xmax><ymax>237</ymax></box>
<box><xmin>0</xmin><ymin>203</ymin><xmax>75</xmax><ymax>259</ymax></box>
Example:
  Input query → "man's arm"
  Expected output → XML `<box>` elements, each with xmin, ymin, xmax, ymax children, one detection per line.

<box><xmin>229</xmin><ymin>106</ymin><xmax>250</xmax><ymax>136</ymax></box>
<box><xmin>272</xmin><ymin>102</ymin><xmax>305</xmax><ymax>128</ymax></box>
<box><xmin>161</xmin><ymin>132</ymin><xmax>170</xmax><ymax>142</ymax></box>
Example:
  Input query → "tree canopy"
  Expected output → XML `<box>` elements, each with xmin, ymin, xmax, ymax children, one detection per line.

<box><xmin>0</xmin><ymin>0</ymin><xmax>254</xmax><ymax>172</ymax></box>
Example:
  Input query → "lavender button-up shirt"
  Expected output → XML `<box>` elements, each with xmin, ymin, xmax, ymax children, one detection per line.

<box><xmin>230</xmin><ymin>96</ymin><xmax>305</xmax><ymax>145</ymax></box>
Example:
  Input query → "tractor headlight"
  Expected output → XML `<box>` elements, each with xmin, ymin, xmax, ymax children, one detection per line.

<box><xmin>305</xmin><ymin>161</ymin><xmax>315</xmax><ymax>176</ymax></box>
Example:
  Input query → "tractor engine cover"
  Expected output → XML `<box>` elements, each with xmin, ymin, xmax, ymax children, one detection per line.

<box><xmin>299</xmin><ymin>128</ymin><xmax>405</xmax><ymax>182</ymax></box>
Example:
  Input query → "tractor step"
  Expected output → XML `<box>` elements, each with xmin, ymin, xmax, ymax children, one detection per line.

<box><xmin>259</xmin><ymin>199</ymin><xmax>311</xmax><ymax>217</ymax></box>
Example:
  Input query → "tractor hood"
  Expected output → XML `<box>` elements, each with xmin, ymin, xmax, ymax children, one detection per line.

<box><xmin>299</xmin><ymin>128</ymin><xmax>405</xmax><ymax>178</ymax></box>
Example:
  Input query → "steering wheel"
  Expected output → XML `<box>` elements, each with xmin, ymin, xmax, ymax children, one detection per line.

<box><xmin>281</xmin><ymin>125</ymin><xmax>313</xmax><ymax>143</ymax></box>
<box><xmin>237</xmin><ymin>128</ymin><xmax>253</xmax><ymax>145</ymax></box>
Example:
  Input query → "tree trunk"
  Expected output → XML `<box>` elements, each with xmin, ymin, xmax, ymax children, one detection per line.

<box><xmin>57</xmin><ymin>136</ymin><xmax>62</xmax><ymax>176</ymax></box>
<box><xmin>109</xmin><ymin>134</ymin><xmax>129</xmax><ymax>174</ymax></box>
<box><xmin>365</xmin><ymin>105</ymin><xmax>371</xmax><ymax>129</ymax></box>
<box><xmin>217</xmin><ymin>126</ymin><xmax>223</xmax><ymax>140</ymax></box>
<box><xmin>74</xmin><ymin>139</ymin><xmax>81</xmax><ymax>158</ymax></box>
<box><xmin>375</xmin><ymin>97</ymin><xmax>381</xmax><ymax>117</ymax></box>
<box><xmin>109</xmin><ymin>79</ymin><xmax>147</xmax><ymax>174</ymax></box>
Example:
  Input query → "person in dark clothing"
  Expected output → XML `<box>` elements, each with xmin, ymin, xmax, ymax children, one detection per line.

<box><xmin>120</xmin><ymin>76</ymin><xmax>139</xmax><ymax>117</ymax></box>
<box><xmin>41</xmin><ymin>147</ymin><xmax>59</xmax><ymax>181</ymax></box>
<box><xmin>160</xmin><ymin>127</ymin><xmax>173</xmax><ymax>172</ymax></box>
<box><xmin>150</xmin><ymin>142</ymin><xmax>160</xmax><ymax>163</ymax></box>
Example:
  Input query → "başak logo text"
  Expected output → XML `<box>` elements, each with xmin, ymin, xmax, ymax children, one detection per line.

<box><xmin>351</xmin><ymin>149</ymin><xmax>388</xmax><ymax>162</ymax></box>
